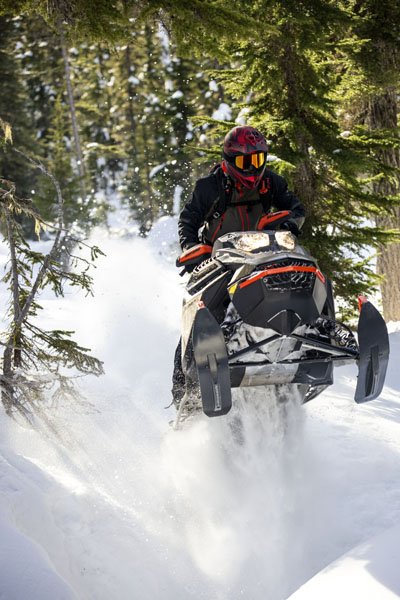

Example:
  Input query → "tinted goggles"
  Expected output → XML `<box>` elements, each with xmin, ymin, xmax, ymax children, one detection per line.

<box><xmin>234</xmin><ymin>152</ymin><xmax>266</xmax><ymax>171</ymax></box>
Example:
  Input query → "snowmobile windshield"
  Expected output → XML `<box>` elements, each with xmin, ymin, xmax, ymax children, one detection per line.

<box><xmin>274</xmin><ymin>231</ymin><xmax>297</xmax><ymax>250</ymax></box>
<box><xmin>213</xmin><ymin>231</ymin><xmax>297</xmax><ymax>256</ymax></box>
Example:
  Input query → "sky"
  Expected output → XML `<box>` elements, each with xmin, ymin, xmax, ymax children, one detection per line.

<box><xmin>0</xmin><ymin>217</ymin><xmax>400</xmax><ymax>599</ymax></box>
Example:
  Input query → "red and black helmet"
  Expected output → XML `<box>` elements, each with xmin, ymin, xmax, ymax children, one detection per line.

<box><xmin>222</xmin><ymin>126</ymin><xmax>268</xmax><ymax>189</ymax></box>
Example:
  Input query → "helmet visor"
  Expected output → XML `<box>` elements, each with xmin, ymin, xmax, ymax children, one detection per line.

<box><xmin>234</xmin><ymin>152</ymin><xmax>266</xmax><ymax>171</ymax></box>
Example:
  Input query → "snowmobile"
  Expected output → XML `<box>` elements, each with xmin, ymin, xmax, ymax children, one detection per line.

<box><xmin>175</xmin><ymin>211</ymin><xmax>389</xmax><ymax>423</ymax></box>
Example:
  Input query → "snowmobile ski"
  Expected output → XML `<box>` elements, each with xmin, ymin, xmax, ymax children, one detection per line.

<box><xmin>192</xmin><ymin>305</ymin><xmax>232</xmax><ymax>417</ymax></box>
<box><xmin>354</xmin><ymin>299</ymin><xmax>389</xmax><ymax>403</ymax></box>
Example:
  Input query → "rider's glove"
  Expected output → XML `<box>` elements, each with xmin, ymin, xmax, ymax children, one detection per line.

<box><xmin>280</xmin><ymin>219</ymin><xmax>300</xmax><ymax>237</ymax></box>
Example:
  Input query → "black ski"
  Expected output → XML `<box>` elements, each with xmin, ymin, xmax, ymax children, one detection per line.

<box><xmin>354</xmin><ymin>300</ymin><xmax>389</xmax><ymax>403</ymax></box>
<box><xmin>192</xmin><ymin>305</ymin><xmax>232</xmax><ymax>417</ymax></box>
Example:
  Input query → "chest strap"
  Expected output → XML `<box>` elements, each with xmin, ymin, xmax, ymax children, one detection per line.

<box><xmin>206</xmin><ymin>168</ymin><xmax>272</xmax><ymax>223</ymax></box>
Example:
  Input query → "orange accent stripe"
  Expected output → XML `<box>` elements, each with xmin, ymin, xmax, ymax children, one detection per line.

<box><xmin>179</xmin><ymin>245</ymin><xmax>212</xmax><ymax>264</ymax></box>
<box><xmin>239</xmin><ymin>265</ymin><xmax>326</xmax><ymax>289</ymax></box>
<box><xmin>257</xmin><ymin>210</ymin><xmax>291</xmax><ymax>231</ymax></box>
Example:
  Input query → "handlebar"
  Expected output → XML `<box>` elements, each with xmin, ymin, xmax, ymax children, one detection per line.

<box><xmin>256</xmin><ymin>210</ymin><xmax>294</xmax><ymax>231</ymax></box>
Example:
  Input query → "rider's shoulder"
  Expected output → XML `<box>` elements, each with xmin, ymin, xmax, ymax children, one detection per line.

<box><xmin>265</xmin><ymin>168</ymin><xmax>283</xmax><ymax>182</ymax></box>
<box><xmin>264</xmin><ymin>169</ymin><xmax>288</xmax><ymax>191</ymax></box>
<box><xmin>195</xmin><ymin>166</ymin><xmax>221</xmax><ymax>192</ymax></box>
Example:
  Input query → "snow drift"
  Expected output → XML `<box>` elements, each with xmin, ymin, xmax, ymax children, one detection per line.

<box><xmin>1</xmin><ymin>221</ymin><xmax>400</xmax><ymax>599</ymax></box>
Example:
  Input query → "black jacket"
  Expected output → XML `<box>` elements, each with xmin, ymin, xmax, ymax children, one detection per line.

<box><xmin>178</xmin><ymin>166</ymin><xmax>305</xmax><ymax>249</ymax></box>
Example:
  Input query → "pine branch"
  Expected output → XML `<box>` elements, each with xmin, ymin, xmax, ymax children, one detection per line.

<box><xmin>0</xmin><ymin>156</ymin><xmax>104</xmax><ymax>414</ymax></box>
<box><xmin>11</xmin><ymin>148</ymin><xmax>65</xmax><ymax>328</ymax></box>
<box><xmin>1</xmin><ymin>184</ymin><xmax>20</xmax><ymax>322</ymax></box>
<box><xmin>0</xmin><ymin>117</ymin><xmax>13</xmax><ymax>144</ymax></box>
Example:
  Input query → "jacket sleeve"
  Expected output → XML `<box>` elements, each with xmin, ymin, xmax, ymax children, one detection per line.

<box><xmin>178</xmin><ymin>177</ymin><xmax>216</xmax><ymax>250</ymax></box>
<box><xmin>271</xmin><ymin>173</ymin><xmax>306</xmax><ymax>230</ymax></box>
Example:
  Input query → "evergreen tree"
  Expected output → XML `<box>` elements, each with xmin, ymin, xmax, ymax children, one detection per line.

<box><xmin>0</xmin><ymin>2</ymin><xmax>245</xmax><ymax>238</ymax></box>
<box><xmin>114</xmin><ymin>24</ymin><xmax>228</xmax><ymax>234</ymax></box>
<box><xmin>0</xmin><ymin>14</ymin><xmax>94</xmax><ymax>235</ymax></box>
<box><xmin>112</xmin><ymin>23</ymin><xmax>169</xmax><ymax>235</ymax></box>
<box><xmin>59</xmin><ymin>20</ymin><xmax>87</xmax><ymax>196</ymax></box>
<box><xmin>0</xmin><ymin>172</ymin><xmax>104</xmax><ymax>415</ymax></box>
<box><xmin>0</xmin><ymin>16</ymin><xmax>37</xmax><ymax>197</ymax></box>
<box><xmin>35</xmin><ymin>92</ymin><xmax>82</xmax><ymax>227</ymax></box>
<box><xmin>162</xmin><ymin>51</ymin><xmax>231</xmax><ymax>210</ymax></box>
<box><xmin>0</xmin><ymin>0</ymin><xmax>249</xmax><ymax>49</ymax></box>
<box><xmin>338</xmin><ymin>0</ymin><xmax>400</xmax><ymax>319</ymax></box>
<box><xmin>210</xmin><ymin>0</ymin><xmax>397</xmax><ymax>310</ymax></box>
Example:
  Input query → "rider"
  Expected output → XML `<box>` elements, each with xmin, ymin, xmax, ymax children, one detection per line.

<box><xmin>172</xmin><ymin>125</ymin><xmax>306</xmax><ymax>403</ymax></box>
<box><xmin>178</xmin><ymin>125</ymin><xmax>305</xmax><ymax>269</ymax></box>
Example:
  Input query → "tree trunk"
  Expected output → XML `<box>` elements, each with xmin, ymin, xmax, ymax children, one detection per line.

<box><xmin>124</xmin><ymin>44</ymin><xmax>137</xmax><ymax>152</ymax></box>
<box><xmin>367</xmin><ymin>89</ymin><xmax>400</xmax><ymax>320</ymax></box>
<box><xmin>59</xmin><ymin>21</ymin><xmax>86</xmax><ymax>199</ymax></box>
<box><xmin>280</xmin><ymin>32</ymin><xmax>319</xmax><ymax>237</ymax></box>
<box><xmin>139</xmin><ymin>119</ymin><xmax>154</xmax><ymax>235</ymax></box>
<box><xmin>4</xmin><ymin>209</ymin><xmax>22</xmax><ymax>368</ymax></box>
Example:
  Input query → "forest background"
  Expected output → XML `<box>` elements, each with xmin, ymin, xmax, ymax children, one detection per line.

<box><xmin>0</xmin><ymin>0</ymin><xmax>399</xmax><ymax>409</ymax></box>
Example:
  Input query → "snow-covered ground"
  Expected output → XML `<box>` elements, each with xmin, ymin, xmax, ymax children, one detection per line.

<box><xmin>1</xmin><ymin>219</ymin><xmax>400</xmax><ymax>599</ymax></box>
